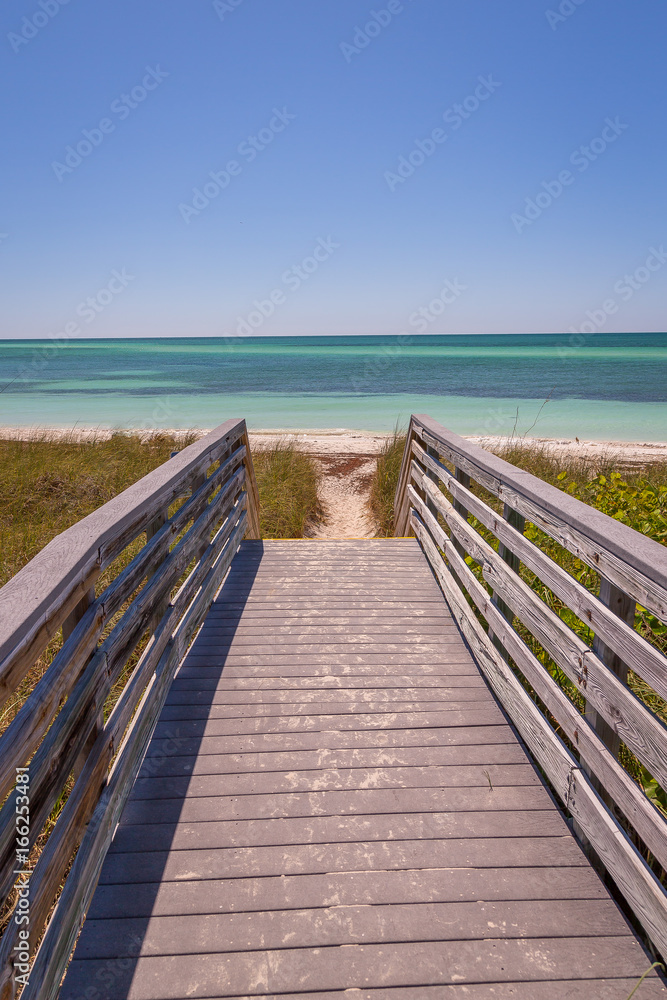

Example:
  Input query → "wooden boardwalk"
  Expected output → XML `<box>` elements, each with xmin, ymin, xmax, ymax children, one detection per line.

<box><xmin>60</xmin><ymin>539</ymin><xmax>663</xmax><ymax>998</ymax></box>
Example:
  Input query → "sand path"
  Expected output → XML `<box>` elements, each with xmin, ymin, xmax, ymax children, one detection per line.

<box><xmin>308</xmin><ymin>453</ymin><xmax>377</xmax><ymax>539</ymax></box>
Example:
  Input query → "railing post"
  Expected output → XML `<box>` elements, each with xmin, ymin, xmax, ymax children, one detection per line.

<box><xmin>63</xmin><ymin>588</ymin><xmax>102</xmax><ymax>780</ymax></box>
<box><xmin>452</xmin><ymin>468</ymin><xmax>471</xmax><ymax>560</ymax></box>
<box><xmin>190</xmin><ymin>472</ymin><xmax>208</xmax><ymax>561</ymax></box>
<box><xmin>424</xmin><ymin>446</ymin><xmax>441</xmax><ymax>520</ymax></box>
<box><xmin>488</xmin><ymin>504</ymin><xmax>525</xmax><ymax>659</ymax></box>
<box><xmin>240</xmin><ymin>429</ymin><xmax>261</xmax><ymax>539</ymax></box>
<box><xmin>147</xmin><ymin>509</ymin><xmax>169</xmax><ymax>631</ymax></box>
<box><xmin>584</xmin><ymin>579</ymin><xmax>636</xmax><ymax>800</ymax></box>
<box><xmin>393</xmin><ymin>426</ymin><xmax>417</xmax><ymax>537</ymax></box>
<box><xmin>61</xmin><ymin>588</ymin><xmax>95</xmax><ymax>644</ymax></box>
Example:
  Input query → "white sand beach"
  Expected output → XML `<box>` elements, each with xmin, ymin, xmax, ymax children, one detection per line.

<box><xmin>3</xmin><ymin>426</ymin><xmax>666</xmax><ymax>540</ymax></box>
<box><xmin>3</xmin><ymin>425</ymin><xmax>666</xmax><ymax>463</ymax></box>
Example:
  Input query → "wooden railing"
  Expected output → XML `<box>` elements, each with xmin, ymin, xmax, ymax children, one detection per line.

<box><xmin>395</xmin><ymin>414</ymin><xmax>667</xmax><ymax>958</ymax></box>
<box><xmin>0</xmin><ymin>418</ymin><xmax>260</xmax><ymax>1000</ymax></box>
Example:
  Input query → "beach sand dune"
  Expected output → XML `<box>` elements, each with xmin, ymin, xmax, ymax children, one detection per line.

<box><xmin>3</xmin><ymin>427</ymin><xmax>666</xmax><ymax>541</ymax></box>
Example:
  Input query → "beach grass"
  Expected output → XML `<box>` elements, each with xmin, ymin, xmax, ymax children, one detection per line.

<box><xmin>0</xmin><ymin>430</ymin><xmax>200</xmax><ymax>588</ymax></box>
<box><xmin>369</xmin><ymin>429</ymin><xmax>408</xmax><ymax>536</ymax></box>
<box><xmin>0</xmin><ymin>430</ymin><xmax>322</xmax><ymax>939</ymax></box>
<box><xmin>252</xmin><ymin>442</ymin><xmax>321</xmax><ymax>538</ymax></box>
<box><xmin>370</xmin><ymin>433</ymin><xmax>667</xmax><ymax>839</ymax></box>
<box><xmin>0</xmin><ymin>432</ymin><xmax>323</xmax><ymax>589</ymax></box>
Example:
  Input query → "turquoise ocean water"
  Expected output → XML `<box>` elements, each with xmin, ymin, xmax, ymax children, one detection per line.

<box><xmin>0</xmin><ymin>333</ymin><xmax>666</xmax><ymax>441</ymax></box>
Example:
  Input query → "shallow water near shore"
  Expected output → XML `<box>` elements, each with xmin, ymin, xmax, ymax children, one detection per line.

<box><xmin>1</xmin><ymin>333</ymin><xmax>666</xmax><ymax>440</ymax></box>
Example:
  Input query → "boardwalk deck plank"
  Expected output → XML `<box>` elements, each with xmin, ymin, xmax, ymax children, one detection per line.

<box><xmin>60</xmin><ymin>540</ymin><xmax>664</xmax><ymax>999</ymax></box>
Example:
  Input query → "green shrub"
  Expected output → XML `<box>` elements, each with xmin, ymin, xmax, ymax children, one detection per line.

<box><xmin>369</xmin><ymin>431</ymin><xmax>407</xmax><ymax>536</ymax></box>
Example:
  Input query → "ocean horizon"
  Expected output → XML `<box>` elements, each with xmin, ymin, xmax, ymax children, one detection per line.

<box><xmin>1</xmin><ymin>332</ymin><xmax>666</xmax><ymax>441</ymax></box>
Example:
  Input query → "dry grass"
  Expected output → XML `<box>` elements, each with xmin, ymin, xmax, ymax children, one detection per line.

<box><xmin>0</xmin><ymin>430</ymin><xmax>199</xmax><ymax>588</ymax></box>
<box><xmin>0</xmin><ymin>431</ymin><xmax>323</xmax><ymax>952</ymax></box>
<box><xmin>253</xmin><ymin>442</ymin><xmax>321</xmax><ymax>538</ymax></box>
<box><xmin>369</xmin><ymin>430</ymin><xmax>407</xmax><ymax>536</ymax></box>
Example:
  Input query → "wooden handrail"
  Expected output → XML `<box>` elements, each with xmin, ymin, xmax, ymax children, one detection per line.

<box><xmin>395</xmin><ymin>414</ymin><xmax>667</xmax><ymax>959</ymax></box>
<box><xmin>0</xmin><ymin>419</ymin><xmax>257</xmax><ymax>695</ymax></box>
<box><xmin>0</xmin><ymin>418</ymin><xmax>260</xmax><ymax>999</ymax></box>
<box><xmin>395</xmin><ymin>414</ymin><xmax>667</xmax><ymax>617</ymax></box>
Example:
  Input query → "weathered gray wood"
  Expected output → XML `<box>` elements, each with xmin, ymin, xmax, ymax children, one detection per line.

<box><xmin>587</xmin><ymin>579</ymin><xmax>636</xmax><ymax>763</ymax></box>
<box><xmin>21</xmin><ymin>513</ymin><xmax>247</xmax><ymax>1000</ymax></box>
<box><xmin>10</xmin><ymin>526</ymin><xmax>662</xmax><ymax>999</ymax></box>
<box><xmin>0</xmin><ymin>446</ymin><xmax>250</xmax><ymax>995</ymax></box>
<box><xmin>0</xmin><ymin>465</ymin><xmax>246</xmax><ymax>813</ymax></box>
<box><xmin>61</xmin><ymin>587</ymin><xmax>95</xmax><ymax>643</ymax></box>
<box><xmin>62</xmin><ymin>934</ymin><xmax>665</xmax><ymax>1000</ymax></box>
<box><xmin>165</xmin><ymin>686</ymin><xmax>487</xmax><ymax>705</ymax></box>
<box><xmin>0</xmin><ymin>419</ymin><xmax>249</xmax><ymax>684</ymax></box>
<box><xmin>0</xmin><ymin>483</ymin><xmax>247</xmax><ymax>902</ymax></box>
<box><xmin>85</xmin><ymin>865</ymin><xmax>610</xmax><ymax>919</ymax></box>
<box><xmin>113</xmin><ymin>810</ymin><xmax>564</xmax><ymax>851</ymax></box>
<box><xmin>410</xmin><ymin>414</ymin><xmax>667</xmax><ymax>620</ymax></box>
<box><xmin>130</xmin><ymin>763</ymin><xmax>540</xmax><ymax>801</ymax></box>
<box><xmin>411</xmin><ymin>476</ymin><xmax>667</xmax><ymax>793</ymax></box>
<box><xmin>98</xmin><ymin>835</ymin><xmax>586</xmax><ymax>884</ymax></box>
<box><xmin>144</xmin><ymin>724</ymin><xmax>516</xmax><ymax>756</ymax></box>
<box><xmin>412</xmin><ymin>510</ymin><xmax>667</xmax><ymax>957</ymax></box>
<box><xmin>392</xmin><ymin>433</ymin><xmax>418</xmax><ymax>537</ymax></box>
<box><xmin>136</xmin><ymin>743</ymin><xmax>528</xmax><ymax>777</ymax></box>
<box><xmin>412</xmin><ymin>438</ymin><xmax>667</xmax><ymax>703</ymax></box>
<box><xmin>75</xmin><ymin>897</ymin><xmax>629</xmax><ymax>958</ymax></box>
<box><xmin>410</xmin><ymin>489</ymin><xmax>667</xmax><ymax>871</ymax></box>
<box><xmin>0</xmin><ymin>506</ymin><xmax>246</xmax><ymax>989</ymax></box>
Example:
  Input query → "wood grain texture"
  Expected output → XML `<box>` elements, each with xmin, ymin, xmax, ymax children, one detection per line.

<box><xmin>412</xmin><ymin>510</ymin><xmax>667</xmax><ymax>960</ymax></box>
<box><xmin>22</xmin><ymin>514</ymin><xmax>247</xmax><ymax>1000</ymax></box>
<box><xmin>0</xmin><ymin>418</ymin><xmax>249</xmax><ymax>679</ymax></box>
<box><xmin>409</xmin><ymin>414</ymin><xmax>667</xmax><ymax>619</ymax></box>
<box><xmin>409</xmin><ymin>491</ymin><xmax>667</xmax><ymax>872</ymax></box>
<box><xmin>410</xmin><ymin>470</ymin><xmax>667</xmax><ymax>792</ymax></box>
<box><xmin>412</xmin><ymin>438</ymin><xmax>667</xmax><ymax>703</ymax></box>
<box><xmin>54</xmin><ymin>538</ymin><xmax>664</xmax><ymax>1000</ymax></box>
<box><xmin>0</xmin><ymin>441</ymin><xmax>250</xmax><ymax>998</ymax></box>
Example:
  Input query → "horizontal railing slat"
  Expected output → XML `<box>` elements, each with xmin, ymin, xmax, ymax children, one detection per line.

<box><xmin>411</xmin><ymin>509</ymin><xmax>667</xmax><ymax>957</ymax></box>
<box><xmin>396</xmin><ymin>414</ymin><xmax>667</xmax><ymax>959</ymax></box>
<box><xmin>412</xmin><ymin>440</ymin><xmax>667</xmax><ymax>705</ymax></box>
<box><xmin>21</xmin><ymin>509</ymin><xmax>248</xmax><ymax>1000</ymax></box>
<box><xmin>0</xmin><ymin>418</ymin><xmax>247</xmax><ymax>678</ymax></box>
<box><xmin>411</xmin><ymin>415</ymin><xmax>667</xmax><ymax>621</ymax></box>
<box><xmin>410</xmin><ymin>472</ymin><xmax>667</xmax><ymax>793</ymax></box>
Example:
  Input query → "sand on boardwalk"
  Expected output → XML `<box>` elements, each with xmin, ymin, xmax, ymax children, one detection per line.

<box><xmin>2</xmin><ymin>426</ymin><xmax>667</xmax><ymax>541</ymax></box>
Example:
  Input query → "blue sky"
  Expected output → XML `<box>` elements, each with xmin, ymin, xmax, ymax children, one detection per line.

<box><xmin>1</xmin><ymin>0</ymin><xmax>665</xmax><ymax>338</ymax></box>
